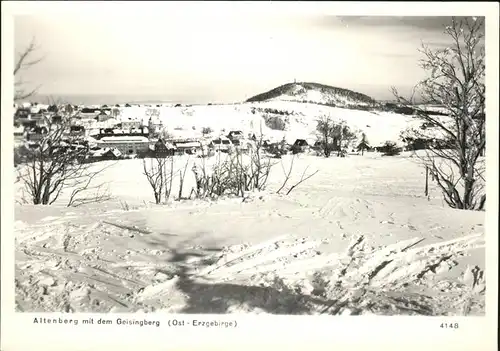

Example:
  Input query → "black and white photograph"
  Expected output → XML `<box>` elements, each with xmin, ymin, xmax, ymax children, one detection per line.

<box><xmin>2</xmin><ymin>1</ymin><xmax>498</xmax><ymax>350</ymax></box>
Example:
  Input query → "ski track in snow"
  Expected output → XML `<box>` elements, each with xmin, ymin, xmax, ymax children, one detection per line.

<box><xmin>14</xmin><ymin>154</ymin><xmax>486</xmax><ymax>315</ymax></box>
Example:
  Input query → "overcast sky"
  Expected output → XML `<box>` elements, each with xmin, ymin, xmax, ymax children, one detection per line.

<box><xmin>14</xmin><ymin>9</ymin><xmax>467</xmax><ymax>104</ymax></box>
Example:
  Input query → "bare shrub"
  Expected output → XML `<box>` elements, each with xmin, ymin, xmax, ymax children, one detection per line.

<box><xmin>196</xmin><ymin>152</ymin><xmax>245</xmax><ymax>198</ymax></box>
<box><xmin>276</xmin><ymin>156</ymin><xmax>319</xmax><ymax>195</ymax></box>
<box><xmin>190</xmin><ymin>127</ymin><xmax>316</xmax><ymax>200</ymax></box>
<box><xmin>392</xmin><ymin>17</ymin><xmax>485</xmax><ymax>210</ymax></box>
<box><xmin>191</xmin><ymin>142</ymin><xmax>276</xmax><ymax>200</ymax></box>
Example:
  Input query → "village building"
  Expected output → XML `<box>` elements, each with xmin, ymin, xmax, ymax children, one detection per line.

<box><xmin>14</xmin><ymin>107</ymin><xmax>31</xmax><ymax>122</ymax></box>
<box><xmin>227</xmin><ymin>130</ymin><xmax>244</xmax><ymax>142</ymax></box>
<box><xmin>95</xmin><ymin>110</ymin><xmax>113</xmax><ymax>122</ymax></box>
<box><xmin>88</xmin><ymin>147</ymin><xmax>122</xmax><ymax>161</ymax></box>
<box><xmin>26</xmin><ymin>126</ymin><xmax>49</xmax><ymax>142</ymax></box>
<box><xmin>69</xmin><ymin>125</ymin><xmax>86</xmax><ymax>137</ymax></box>
<box><xmin>77</xmin><ymin>107</ymin><xmax>101</xmax><ymax>119</ymax></box>
<box><xmin>29</xmin><ymin>104</ymin><xmax>49</xmax><ymax>114</ymax></box>
<box><xmin>51</xmin><ymin>115</ymin><xmax>64</xmax><ymax>124</ymax></box>
<box><xmin>151</xmin><ymin>139</ymin><xmax>176</xmax><ymax>156</ymax></box>
<box><xmin>209</xmin><ymin>136</ymin><xmax>233</xmax><ymax>153</ymax></box>
<box><xmin>148</xmin><ymin>116</ymin><xmax>163</xmax><ymax>136</ymax></box>
<box><xmin>121</xmin><ymin>119</ymin><xmax>142</xmax><ymax>130</ymax></box>
<box><xmin>29</xmin><ymin>113</ymin><xmax>46</xmax><ymax>125</ymax></box>
<box><xmin>291</xmin><ymin>139</ymin><xmax>309</xmax><ymax>154</ymax></box>
<box><xmin>97</xmin><ymin>135</ymin><xmax>151</xmax><ymax>155</ymax></box>
<box><xmin>94</xmin><ymin>126</ymin><xmax>148</xmax><ymax>139</ymax></box>
<box><xmin>13</xmin><ymin>108</ymin><xmax>47</xmax><ymax>129</ymax></box>
<box><xmin>101</xmin><ymin>148</ymin><xmax>122</xmax><ymax>160</ymax></box>
<box><xmin>13</xmin><ymin>125</ymin><xmax>25</xmax><ymax>138</ymax></box>
<box><xmin>173</xmin><ymin>140</ymin><xmax>203</xmax><ymax>155</ymax></box>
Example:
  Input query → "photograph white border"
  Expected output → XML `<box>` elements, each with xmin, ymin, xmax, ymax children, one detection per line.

<box><xmin>2</xmin><ymin>2</ymin><xmax>498</xmax><ymax>350</ymax></box>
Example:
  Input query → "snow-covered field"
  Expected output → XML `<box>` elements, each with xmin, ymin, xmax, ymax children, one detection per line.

<box><xmin>14</xmin><ymin>152</ymin><xmax>486</xmax><ymax>315</ymax></box>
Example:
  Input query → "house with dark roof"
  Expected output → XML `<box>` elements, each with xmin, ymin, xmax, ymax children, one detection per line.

<box><xmin>51</xmin><ymin>115</ymin><xmax>64</xmax><ymax>124</ymax></box>
<box><xmin>291</xmin><ymin>139</ymin><xmax>309</xmax><ymax>154</ymax></box>
<box><xmin>153</xmin><ymin>138</ymin><xmax>176</xmax><ymax>156</ymax></box>
<box><xmin>95</xmin><ymin>110</ymin><xmax>112</xmax><ymax>122</ymax></box>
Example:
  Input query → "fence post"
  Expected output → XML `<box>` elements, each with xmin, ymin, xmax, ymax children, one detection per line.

<box><xmin>425</xmin><ymin>166</ymin><xmax>429</xmax><ymax>197</ymax></box>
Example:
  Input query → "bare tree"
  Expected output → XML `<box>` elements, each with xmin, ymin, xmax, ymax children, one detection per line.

<box><xmin>143</xmin><ymin>156</ymin><xmax>167</xmax><ymax>204</ymax></box>
<box><xmin>165</xmin><ymin>156</ymin><xmax>175</xmax><ymax>202</ymax></box>
<box><xmin>142</xmin><ymin>155</ymin><xmax>177</xmax><ymax>204</ymax></box>
<box><xmin>177</xmin><ymin>157</ymin><xmax>191</xmax><ymax>200</ymax></box>
<box><xmin>316</xmin><ymin>116</ymin><xmax>354</xmax><ymax>157</ymax></box>
<box><xmin>14</xmin><ymin>37</ymin><xmax>44</xmax><ymax>102</ymax></box>
<box><xmin>17</xmin><ymin>118</ymin><xmax>112</xmax><ymax>206</ymax></box>
<box><xmin>317</xmin><ymin>115</ymin><xmax>336</xmax><ymax>157</ymax></box>
<box><xmin>392</xmin><ymin>17</ymin><xmax>485</xmax><ymax>211</ymax></box>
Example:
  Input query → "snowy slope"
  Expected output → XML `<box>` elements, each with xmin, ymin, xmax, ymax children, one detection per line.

<box><xmin>14</xmin><ymin>154</ymin><xmax>485</xmax><ymax>315</ymax></box>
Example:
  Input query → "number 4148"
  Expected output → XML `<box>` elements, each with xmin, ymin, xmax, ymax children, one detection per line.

<box><xmin>440</xmin><ymin>323</ymin><xmax>459</xmax><ymax>329</ymax></box>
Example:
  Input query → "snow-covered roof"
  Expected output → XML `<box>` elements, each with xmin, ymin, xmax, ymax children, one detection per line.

<box><xmin>91</xmin><ymin>147</ymin><xmax>122</xmax><ymax>157</ymax></box>
<box><xmin>109</xmin><ymin>148</ymin><xmax>122</xmax><ymax>157</ymax></box>
<box><xmin>175</xmin><ymin>141</ymin><xmax>202</xmax><ymax>148</ymax></box>
<box><xmin>99</xmin><ymin>136</ymin><xmax>149</xmax><ymax>142</ymax></box>
<box><xmin>13</xmin><ymin>126</ymin><xmax>24</xmax><ymax>133</ymax></box>
<box><xmin>157</xmin><ymin>140</ymin><xmax>176</xmax><ymax>149</ymax></box>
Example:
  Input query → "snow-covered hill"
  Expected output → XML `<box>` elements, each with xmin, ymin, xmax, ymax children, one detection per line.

<box><xmin>246</xmin><ymin>82</ymin><xmax>378</xmax><ymax>108</ymax></box>
<box><xmin>114</xmin><ymin>99</ymin><xmax>417</xmax><ymax>148</ymax></box>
